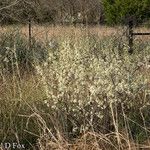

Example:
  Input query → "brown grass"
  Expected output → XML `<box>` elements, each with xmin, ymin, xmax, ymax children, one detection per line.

<box><xmin>0</xmin><ymin>24</ymin><xmax>150</xmax><ymax>150</ymax></box>
<box><xmin>1</xmin><ymin>24</ymin><xmax>150</xmax><ymax>44</ymax></box>
<box><xmin>0</xmin><ymin>25</ymin><xmax>121</xmax><ymax>40</ymax></box>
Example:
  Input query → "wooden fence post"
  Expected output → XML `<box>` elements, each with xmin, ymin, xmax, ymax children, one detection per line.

<box><xmin>28</xmin><ymin>17</ymin><xmax>32</xmax><ymax>51</ymax></box>
<box><xmin>128</xmin><ymin>20</ymin><xmax>133</xmax><ymax>54</ymax></box>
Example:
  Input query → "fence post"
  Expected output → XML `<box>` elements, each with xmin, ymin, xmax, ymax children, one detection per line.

<box><xmin>128</xmin><ymin>20</ymin><xmax>133</xmax><ymax>54</ymax></box>
<box><xmin>28</xmin><ymin>17</ymin><xmax>32</xmax><ymax>51</ymax></box>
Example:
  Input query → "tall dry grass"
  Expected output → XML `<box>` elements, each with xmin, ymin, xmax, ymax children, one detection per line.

<box><xmin>0</xmin><ymin>25</ymin><xmax>150</xmax><ymax>150</ymax></box>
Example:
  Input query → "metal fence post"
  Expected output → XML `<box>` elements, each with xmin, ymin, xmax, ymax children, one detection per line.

<box><xmin>128</xmin><ymin>20</ymin><xmax>133</xmax><ymax>54</ymax></box>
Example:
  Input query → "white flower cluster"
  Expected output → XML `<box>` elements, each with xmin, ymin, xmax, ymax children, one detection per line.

<box><xmin>35</xmin><ymin>34</ymin><xmax>150</xmax><ymax>123</ymax></box>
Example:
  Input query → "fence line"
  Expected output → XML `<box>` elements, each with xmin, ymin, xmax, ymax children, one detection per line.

<box><xmin>128</xmin><ymin>20</ymin><xmax>150</xmax><ymax>54</ymax></box>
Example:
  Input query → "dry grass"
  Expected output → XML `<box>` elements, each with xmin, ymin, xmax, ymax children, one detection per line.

<box><xmin>0</xmin><ymin>25</ymin><xmax>124</xmax><ymax>43</ymax></box>
<box><xmin>0</xmin><ymin>24</ymin><xmax>150</xmax><ymax>38</ymax></box>
<box><xmin>0</xmin><ymin>25</ymin><xmax>150</xmax><ymax>150</ymax></box>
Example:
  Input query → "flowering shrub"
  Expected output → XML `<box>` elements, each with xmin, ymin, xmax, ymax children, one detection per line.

<box><xmin>1</xmin><ymin>28</ymin><xmax>150</xmax><ymax>149</ymax></box>
<box><xmin>35</xmin><ymin>33</ymin><xmax>150</xmax><ymax>139</ymax></box>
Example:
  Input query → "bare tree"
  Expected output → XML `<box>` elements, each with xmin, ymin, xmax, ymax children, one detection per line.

<box><xmin>0</xmin><ymin>0</ymin><xmax>103</xmax><ymax>25</ymax></box>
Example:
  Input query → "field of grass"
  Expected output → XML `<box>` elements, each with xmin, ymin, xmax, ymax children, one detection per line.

<box><xmin>0</xmin><ymin>25</ymin><xmax>150</xmax><ymax>150</ymax></box>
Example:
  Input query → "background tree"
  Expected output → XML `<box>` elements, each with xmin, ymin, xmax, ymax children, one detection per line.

<box><xmin>103</xmin><ymin>0</ymin><xmax>150</xmax><ymax>25</ymax></box>
<box><xmin>0</xmin><ymin>0</ymin><xmax>104</xmax><ymax>25</ymax></box>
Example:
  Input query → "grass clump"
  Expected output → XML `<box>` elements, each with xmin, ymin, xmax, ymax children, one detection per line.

<box><xmin>0</xmin><ymin>29</ymin><xmax>48</xmax><ymax>74</ymax></box>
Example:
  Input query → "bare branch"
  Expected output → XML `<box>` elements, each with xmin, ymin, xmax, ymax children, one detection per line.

<box><xmin>0</xmin><ymin>0</ymin><xmax>20</xmax><ymax>11</ymax></box>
